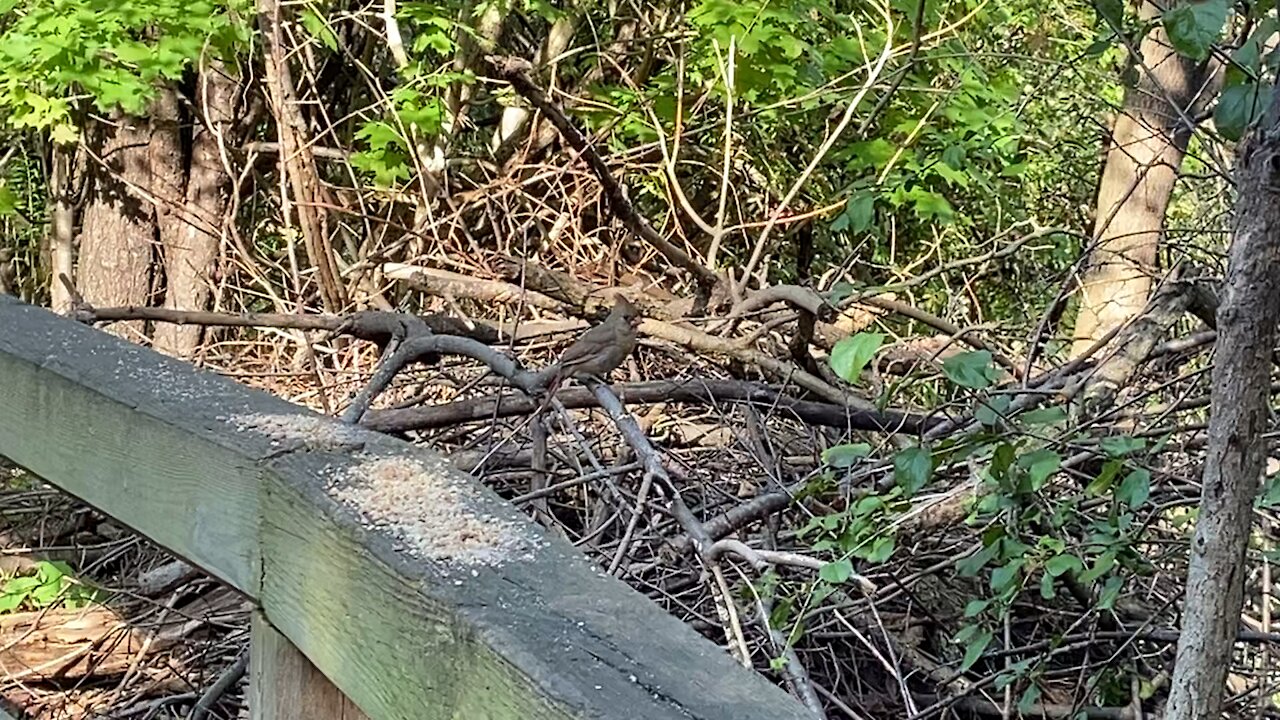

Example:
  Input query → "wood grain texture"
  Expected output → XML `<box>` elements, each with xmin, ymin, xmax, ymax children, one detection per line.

<box><xmin>0</xmin><ymin>296</ymin><xmax>813</xmax><ymax>720</ymax></box>
<box><xmin>251</xmin><ymin>612</ymin><xmax>369</xmax><ymax>720</ymax></box>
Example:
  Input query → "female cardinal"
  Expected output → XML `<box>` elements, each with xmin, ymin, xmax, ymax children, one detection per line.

<box><xmin>542</xmin><ymin>295</ymin><xmax>641</xmax><ymax>397</ymax></box>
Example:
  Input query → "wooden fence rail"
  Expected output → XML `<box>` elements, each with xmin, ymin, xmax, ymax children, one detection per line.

<box><xmin>0</xmin><ymin>296</ymin><xmax>812</xmax><ymax>720</ymax></box>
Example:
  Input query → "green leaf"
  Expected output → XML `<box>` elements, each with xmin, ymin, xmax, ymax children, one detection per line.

<box><xmin>1116</xmin><ymin>468</ymin><xmax>1151</xmax><ymax>508</ymax></box>
<box><xmin>1099</xmin><ymin>436</ymin><xmax>1145</xmax><ymax>458</ymax></box>
<box><xmin>0</xmin><ymin>184</ymin><xmax>16</xmax><ymax>216</ymax></box>
<box><xmin>832</xmin><ymin>192</ymin><xmax>875</xmax><ymax>233</ymax></box>
<box><xmin>863</xmin><ymin>535</ymin><xmax>896</xmax><ymax>563</ymax></box>
<box><xmin>975</xmin><ymin>395</ymin><xmax>1011</xmax><ymax>427</ymax></box>
<box><xmin>894</xmin><ymin>446</ymin><xmax>932</xmax><ymax>495</ymax></box>
<box><xmin>963</xmin><ymin>598</ymin><xmax>990</xmax><ymax>617</ymax></box>
<box><xmin>1039</xmin><ymin>571</ymin><xmax>1057</xmax><ymax>599</ymax></box>
<box><xmin>4</xmin><ymin>576</ymin><xmax>40</xmax><ymax>594</ymax></box>
<box><xmin>1079</xmin><ymin>551</ymin><xmax>1117</xmax><ymax>584</ymax></box>
<box><xmin>1094</xmin><ymin>0</ymin><xmax>1124</xmax><ymax>27</ymax></box>
<box><xmin>958</xmin><ymin>539</ymin><xmax>1000</xmax><ymax>577</ymax></box>
<box><xmin>943</xmin><ymin>350</ymin><xmax>998</xmax><ymax>389</ymax></box>
<box><xmin>959</xmin><ymin>627</ymin><xmax>993</xmax><ymax>672</ymax></box>
<box><xmin>300</xmin><ymin>7</ymin><xmax>339</xmax><ymax>51</ymax></box>
<box><xmin>1045</xmin><ymin>553</ymin><xmax>1084</xmax><ymax>577</ymax></box>
<box><xmin>829</xmin><ymin>332</ymin><xmax>886</xmax><ymax>384</ymax></box>
<box><xmin>907</xmin><ymin>187</ymin><xmax>954</xmax><ymax>223</ymax></box>
<box><xmin>819</xmin><ymin>558</ymin><xmax>854</xmax><ymax>584</ymax></box>
<box><xmin>991</xmin><ymin>559</ymin><xmax>1023</xmax><ymax>593</ymax></box>
<box><xmin>50</xmin><ymin>123</ymin><xmax>79</xmax><ymax>145</ymax></box>
<box><xmin>1020</xmin><ymin>449</ymin><xmax>1061</xmax><ymax>491</ymax></box>
<box><xmin>822</xmin><ymin>443</ymin><xmax>871</xmax><ymax>469</ymax></box>
<box><xmin>1098</xmin><ymin>575</ymin><xmax>1124</xmax><ymax>610</ymax></box>
<box><xmin>1258</xmin><ymin>475</ymin><xmax>1280</xmax><ymax>508</ymax></box>
<box><xmin>1085</xmin><ymin>458</ymin><xmax>1123</xmax><ymax>496</ymax></box>
<box><xmin>1163</xmin><ymin>0</ymin><xmax>1230</xmax><ymax>61</ymax></box>
<box><xmin>1019</xmin><ymin>686</ymin><xmax>1043</xmax><ymax>714</ymax></box>
<box><xmin>1215</xmin><ymin>82</ymin><xmax>1273</xmax><ymax>142</ymax></box>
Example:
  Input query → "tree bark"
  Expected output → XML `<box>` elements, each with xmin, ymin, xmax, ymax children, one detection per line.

<box><xmin>1070</xmin><ymin>1</ymin><xmax>1210</xmax><ymax>356</ymax></box>
<box><xmin>76</xmin><ymin>112</ymin><xmax>158</xmax><ymax>338</ymax></box>
<box><xmin>1164</xmin><ymin>84</ymin><xmax>1280</xmax><ymax>720</ymax></box>
<box><xmin>154</xmin><ymin>65</ymin><xmax>239</xmax><ymax>357</ymax></box>
<box><xmin>47</xmin><ymin>144</ymin><xmax>75</xmax><ymax>313</ymax></box>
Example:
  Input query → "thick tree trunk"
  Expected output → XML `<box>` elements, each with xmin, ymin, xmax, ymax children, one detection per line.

<box><xmin>1070</xmin><ymin>1</ymin><xmax>1210</xmax><ymax>356</ymax></box>
<box><xmin>154</xmin><ymin>65</ymin><xmax>238</xmax><ymax>357</ymax></box>
<box><xmin>76</xmin><ymin>112</ymin><xmax>157</xmax><ymax>339</ymax></box>
<box><xmin>1164</xmin><ymin>86</ymin><xmax>1280</xmax><ymax>720</ymax></box>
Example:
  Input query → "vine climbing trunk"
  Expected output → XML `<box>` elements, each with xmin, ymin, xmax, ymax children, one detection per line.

<box><xmin>1165</xmin><ymin>83</ymin><xmax>1280</xmax><ymax>720</ymax></box>
<box><xmin>257</xmin><ymin>0</ymin><xmax>346</xmax><ymax>312</ymax></box>
<box><xmin>1070</xmin><ymin>0</ymin><xmax>1210</xmax><ymax>357</ymax></box>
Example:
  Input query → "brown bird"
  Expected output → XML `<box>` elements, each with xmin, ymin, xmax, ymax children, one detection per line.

<box><xmin>542</xmin><ymin>295</ymin><xmax>641</xmax><ymax>396</ymax></box>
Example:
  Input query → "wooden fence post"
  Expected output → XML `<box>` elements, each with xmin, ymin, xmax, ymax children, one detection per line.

<box><xmin>250</xmin><ymin>611</ymin><xmax>369</xmax><ymax>720</ymax></box>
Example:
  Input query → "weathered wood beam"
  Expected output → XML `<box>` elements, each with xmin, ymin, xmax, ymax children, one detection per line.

<box><xmin>0</xmin><ymin>296</ymin><xmax>810</xmax><ymax>720</ymax></box>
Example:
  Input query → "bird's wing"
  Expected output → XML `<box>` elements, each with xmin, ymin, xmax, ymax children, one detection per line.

<box><xmin>557</xmin><ymin>324</ymin><xmax>608</xmax><ymax>367</ymax></box>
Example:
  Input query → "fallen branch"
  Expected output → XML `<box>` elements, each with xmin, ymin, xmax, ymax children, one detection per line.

<box><xmin>361</xmin><ymin>378</ymin><xmax>940</xmax><ymax>434</ymax></box>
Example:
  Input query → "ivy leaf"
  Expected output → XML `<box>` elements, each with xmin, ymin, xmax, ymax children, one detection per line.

<box><xmin>942</xmin><ymin>350</ymin><xmax>998</xmax><ymax>389</ymax></box>
<box><xmin>829</xmin><ymin>332</ymin><xmax>885</xmax><ymax>384</ymax></box>
<box><xmin>1215</xmin><ymin>82</ymin><xmax>1273</xmax><ymax>142</ymax></box>
<box><xmin>894</xmin><ymin>446</ymin><xmax>932</xmax><ymax>495</ymax></box>
<box><xmin>1163</xmin><ymin>0</ymin><xmax>1230</xmax><ymax>61</ymax></box>
<box><xmin>822</xmin><ymin>443</ymin><xmax>871</xmax><ymax>469</ymax></box>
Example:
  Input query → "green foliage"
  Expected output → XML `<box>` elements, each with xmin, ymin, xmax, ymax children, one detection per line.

<box><xmin>821</xmin><ymin>442</ymin><xmax>871</xmax><ymax>469</ymax></box>
<box><xmin>942</xmin><ymin>350</ymin><xmax>999</xmax><ymax>389</ymax></box>
<box><xmin>0</xmin><ymin>0</ymin><xmax>250</xmax><ymax>139</ymax></box>
<box><xmin>893</xmin><ymin>445</ymin><xmax>933</xmax><ymax>495</ymax></box>
<box><xmin>1215</xmin><ymin>82</ymin><xmax>1273</xmax><ymax>141</ymax></box>
<box><xmin>1162</xmin><ymin>0</ymin><xmax>1231</xmax><ymax>61</ymax></box>
<box><xmin>829</xmin><ymin>332</ymin><xmax>885</xmax><ymax>384</ymax></box>
<box><xmin>800</xmin><ymin>489</ymin><xmax>900</xmax><ymax>568</ymax></box>
<box><xmin>0</xmin><ymin>560</ymin><xmax>104</xmax><ymax>613</ymax></box>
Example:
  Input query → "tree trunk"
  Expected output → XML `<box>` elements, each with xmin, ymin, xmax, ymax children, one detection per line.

<box><xmin>154</xmin><ymin>65</ymin><xmax>239</xmax><ymax>357</ymax></box>
<box><xmin>76</xmin><ymin>112</ymin><xmax>157</xmax><ymax>339</ymax></box>
<box><xmin>1070</xmin><ymin>0</ymin><xmax>1210</xmax><ymax>357</ymax></box>
<box><xmin>47</xmin><ymin>144</ymin><xmax>75</xmax><ymax>313</ymax></box>
<box><xmin>1164</xmin><ymin>84</ymin><xmax>1280</xmax><ymax>720</ymax></box>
